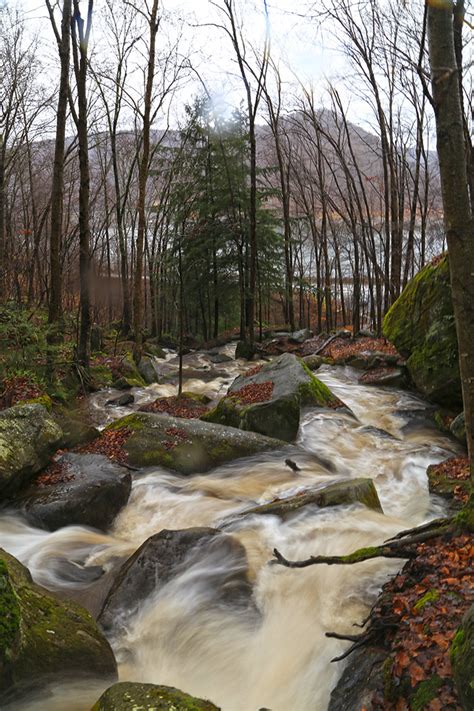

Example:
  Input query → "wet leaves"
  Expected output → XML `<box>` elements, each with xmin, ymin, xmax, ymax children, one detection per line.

<box><xmin>320</xmin><ymin>336</ymin><xmax>399</xmax><ymax>361</ymax></box>
<box><xmin>427</xmin><ymin>457</ymin><xmax>470</xmax><ymax>504</ymax></box>
<box><xmin>76</xmin><ymin>427</ymin><xmax>131</xmax><ymax>465</ymax></box>
<box><xmin>140</xmin><ymin>394</ymin><xmax>208</xmax><ymax>419</ymax></box>
<box><xmin>371</xmin><ymin>533</ymin><xmax>473</xmax><ymax>710</ymax></box>
<box><xmin>232</xmin><ymin>381</ymin><xmax>274</xmax><ymax>405</ymax></box>
<box><xmin>35</xmin><ymin>460</ymin><xmax>74</xmax><ymax>487</ymax></box>
<box><xmin>0</xmin><ymin>375</ymin><xmax>44</xmax><ymax>408</ymax></box>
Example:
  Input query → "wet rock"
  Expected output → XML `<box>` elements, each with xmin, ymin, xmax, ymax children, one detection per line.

<box><xmin>208</xmin><ymin>353</ymin><xmax>234</xmax><ymax>364</ymax></box>
<box><xmin>105</xmin><ymin>412</ymin><xmax>285</xmax><ymax>474</ymax></box>
<box><xmin>235</xmin><ymin>340</ymin><xmax>255</xmax><ymax>360</ymax></box>
<box><xmin>0</xmin><ymin>548</ymin><xmax>117</xmax><ymax>702</ymax></box>
<box><xmin>144</xmin><ymin>342</ymin><xmax>167</xmax><ymax>359</ymax></box>
<box><xmin>450</xmin><ymin>412</ymin><xmax>466</xmax><ymax>445</ymax></box>
<box><xmin>105</xmin><ymin>393</ymin><xmax>135</xmax><ymax>408</ymax></box>
<box><xmin>0</xmin><ymin>404</ymin><xmax>62</xmax><ymax>499</ymax></box>
<box><xmin>383</xmin><ymin>256</ymin><xmax>461</xmax><ymax>408</ymax></box>
<box><xmin>13</xmin><ymin>453</ymin><xmax>131</xmax><ymax>531</ymax></box>
<box><xmin>237</xmin><ymin>478</ymin><xmax>383</xmax><ymax>520</ymax></box>
<box><xmin>111</xmin><ymin>354</ymin><xmax>146</xmax><ymax>389</ymax></box>
<box><xmin>302</xmin><ymin>354</ymin><xmax>325</xmax><ymax>371</ymax></box>
<box><xmin>289</xmin><ymin>328</ymin><xmax>313</xmax><ymax>343</ymax></box>
<box><xmin>98</xmin><ymin>528</ymin><xmax>255</xmax><ymax>634</ymax></box>
<box><xmin>91</xmin><ymin>682</ymin><xmax>220</xmax><ymax>710</ymax></box>
<box><xmin>346</xmin><ymin>351</ymin><xmax>400</xmax><ymax>370</ymax></box>
<box><xmin>328</xmin><ymin>645</ymin><xmax>386</xmax><ymax>711</ymax></box>
<box><xmin>358</xmin><ymin>367</ymin><xmax>408</xmax><ymax>388</ymax></box>
<box><xmin>55</xmin><ymin>411</ymin><xmax>100</xmax><ymax>449</ymax></box>
<box><xmin>451</xmin><ymin>604</ymin><xmax>474</xmax><ymax>711</ymax></box>
<box><xmin>138</xmin><ymin>355</ymin><xmax>161</xmax><ymax>384</ymax></box>
<box><xmin>202</xmin><ymin>353</ymin><xmax>346</xmax><ymax>442</ymax></box>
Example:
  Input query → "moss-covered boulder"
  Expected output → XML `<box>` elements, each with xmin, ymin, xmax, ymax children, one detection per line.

<box><xmin>451</xmin><ymin>604</ymin><xmax>474</xmax><ymax>711</ymax></box>
<box><xmin>236</xmin><ymin>478</ymin><xmax>383</xmax><ymax>520</ymax></box>
<box><xmin>202</xmin><ymin>353</ymin><xmax>345</xmax><ymax>442</ymax></box>
<box><xmin>13</xmin><ymin>453</ymin><xmax>132</xmax><ymax>532</ymax></box>
<box><xmin>0</xmin><ymin>548</ymin><xmax>117</xmax><ymax>701</ymax></box>
<box><xmin>138</xmin><ymin>355</ymin><xmax>161</xmax><ymax>384</ymax></box>
<box><xmin>106</xmin><ymin>412</ymin><xmax>285</xmax><ymax>474</ymax></box>
<box><xmin>54</xmin><ymin>409</ymin><xmax>100</xmax><ymax>449</ymax></box>
<box><xmin>91</xmin><ymin>682</ymin><xmax>220</xmax><ymax>711</ymax></box>
<box><xmin>450</xmin><ymin>412</ymin><xmax>466</xmax><ymax>445</ymax></box>
<box><xmin>426</xmin><ymin>457</ymin><xmax>470</xmax><ymax>504</ymax></box>
<box><xmin>0</xmin><ymin>404</ymin><xmax>62</xmax><ymax>499</ymax></box>
<box><xmin>98</xmin><ymin>528</ymin><xmax>254</xmax><ymax>634</ymax></box>
<box><xmin>383</xmin><ymin>256</ymin><xmax>461</xmax><ymax>408</ymax></box>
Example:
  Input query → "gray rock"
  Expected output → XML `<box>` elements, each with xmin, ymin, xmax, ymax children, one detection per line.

<box><xmin>105</xmin><ymin>412</ymin><xmax>285</xmax><ymax>474</ymax></box>
<box><xmin>208</xmin><ymin>353</ymin><xmax>234</xmax><ymax>364</ymax></box>
<box><xmin>98</xmin><ymin>528</ymin><xmax>255</xmax><ymax>634</ymax></box>
<box><xmin>0</xmin><ymin>404</ymin><xmax>62</xmax><ymax>499</ymax></box>
<box><xmin>289</xmin><ymin>328</ymin><xmax>313</xmax><ymax>343</ymax></box>
<box><xmin>328</xmin><ymin>646</ymin><xmax>386</xmax><ymax>711</ymax></box>
<box><xmin>14</xmin><ymin>453</ymin><xmax>131</xmax><ymax>531</ymax></box>
<box><xmin>138</xmin><ymin>355</ymin><xmax>161</xmax><ymax>384</ymax></box>
<box><xmin>302</xmin><ymin>354</ymin><xmax>325</xmax><ymax>371</ymax></box>
<box><xmin>106</xmin><ymin>393</ymin><xmax>135</xmax><ymax>408</ymax></box>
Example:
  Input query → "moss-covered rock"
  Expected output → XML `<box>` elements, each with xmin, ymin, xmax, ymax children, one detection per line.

<box><xmin>0</xmin><ymin>404</ymin><xmax>62</xmax><ymax>499</ymax></box>
<box><xmin>54</xmin><ymin>408</ymin><xmax>100</xmax><ymax>449</ymax></box>
<box><xmin>203</xmin><ymin>353</ymin><xmax>345</xmax><ymax>442</ymax></box>
<box><xmin>450</xmin><ymin>412</ymin><xmax>466</xmax><ymax>445</ymax></box>
<box><xmin>106</xmin><ymin>412</ymin><xmax>285</xmax><ymax>474</ymax></box>
<box><xmin>91</xmin><ymin>682</ymin><xmax>220</xmax><ymax>711</ymax></box>
<box><xmin>426</xmin><ymin>459</ymin><xmax>470</xmax><ymax>504</ymax></box>
<box><xmin>0</xmin><ymin>548</ymin><xmax>117</xmax><ymax>702</ymax></box>
<box><xmin>383</xmin><ymin>256</ymin><xmax>461</xmax><ymax>408</ymax></box>
<box><xmin>237</xmin><ymin>478</ymin><xmax>383</xmax><ymax>520</ymax></box>
<box><xmin>451</xmin><ymin>604</ymin><xmax>474</xmax><ymax>711</ymax></box>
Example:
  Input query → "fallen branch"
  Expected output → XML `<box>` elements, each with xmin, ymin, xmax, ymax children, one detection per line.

<box><xmin>385</xmin><ymin>517</ymin><xmax>450</xmax><ymax>542</ymax></box>
<box><xmin>271</xmin><ymin>543</ymin><xmax>416</xmax><ymax>568</ymax></box>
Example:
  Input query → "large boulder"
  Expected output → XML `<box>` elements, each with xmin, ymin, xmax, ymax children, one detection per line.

<box><xmin>328</xmin><ymin>646</ymin><xmax>386</xmax><ymax>711</ymax></box>
<box><xmin>236</xmin><ymin>478</ymin><xmax>383</xmax><ymax>520</ymax></box>
<box><xmin>0</xmin><ymin>548</ymin><xmax>117</xmax><ymax>702</ymax></box>
<box><xmin>12</xmin><ymin>453</ymin><xmax>132</xmax><ymax>531</ymax></box>
<box><xmin>451</xmin><ymin>604</ymin><xmax>474</xmax><ymax>711</ymax></box>
<box><xmin>91</xmin><ymin>682</ymin><xmax>220</xmax><ymax>711</ymax></box>
<box><xmin>383</xmin><ymin>256</ymin><xmax>461</xmax><ymax>408</ymax></box>
<box><xmin>105</xmin><ymin>412</ymin><xmax>285</xmax><ymax>474</ymax></box>
<box><xmin>138</xmin><ymin>355</ymin><xmax>161</xmax><ymax>384</ymax></box>
<box><xmin>98</xmin><ymin>528</ymin><xmax>254</xmax><ymax>634</ymax></box>
<box><xmin>0</xmin><ymin>404</ymin><xmax>62</xmax><ymax>499</ymax></box>
<box><xmin>202</xmin><ymin>353</ymin><xmax>345</xmax><ymax>442</ymax></box>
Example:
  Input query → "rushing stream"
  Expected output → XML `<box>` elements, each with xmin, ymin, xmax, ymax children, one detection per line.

<box><xmin>0</xmin><ymin>354</ymin><xmax>461</xmax><ymax>711</ymax></box>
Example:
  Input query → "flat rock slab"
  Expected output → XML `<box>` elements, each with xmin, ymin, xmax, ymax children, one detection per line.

<box><xmin>236</xmin><ymin>478</ymin><xmax>383</xmax><ymax>520</ymax></box>
<box><xmin>106</xmin><ymin>412</ymin><xmax>285</xmax><ymax>474</ymax></box>
<box><xmin>98</xmin><ymin>527</ymin><xmax>255</xmax><ymax>635</ymax></box>
<box><xmin>91</xmin><ymin>682</ymin><xmax>220</xmax><ymax>711</ymax></box>
<box><xmin>13</xmin><ymin>453</ymin><xmax>132</xmax><ymax>531</ymax></box>
<box><xmin>0</xmin><ymin>404</ymin><xmax>62</xmax><ymax>499</ymax></box>
<box><xmin>0</xmin><ymin>548</ymin><xmax>117</xmax><ymax>702</ymax></box>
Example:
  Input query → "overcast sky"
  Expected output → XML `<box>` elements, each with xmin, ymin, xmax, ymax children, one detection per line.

<box><xmin>16</xmin><ymin>0</ymin><xmax>354</xmax><ymax>127</ymax></box>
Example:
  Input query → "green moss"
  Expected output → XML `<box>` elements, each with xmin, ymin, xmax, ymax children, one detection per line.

<box><xmin>89</xmin><ymin>365</ymin><xmax>114</xmax><ymax>387</ymax></box>
<box><xmin>20</xmin><ymin>395</ymin><xmax>53</xmax><ymax>412</ymax></box>
<box><xmin>298</xmin><ymin>360</ymin><xmax>338</xmax><ymax>406</ymax></box>
<box><xmin>411</xmin><ymin>676</ymin><xmax>443</xmax><ymax>711</ymax></box>
<box><xmin>451</xmin><ymin>628</ymin><xmax>466</xmax><ymax>663</ymax></box>
<box><xmin>414</xmin><ymin>589</ymin><xmax>439</xmax><ymax>612</ymax></box>
<box><xmin>105</xmin><ymin>413</ymin><xmax>145</xmax><ymax>433</ymax></box>
<box><xmin>453</xmin><ymin>506</ymin><xmax>474</xmax><ymax>533</ymax></box>
<box><xmin>0</xmin><ymin>559</ymin><xmax>20</xmax><ymax>660</ymax></box>
<box><xmin>91</xmin><ymin>681</ymin><xmax>219</xmax><ymax>710</ymax></box>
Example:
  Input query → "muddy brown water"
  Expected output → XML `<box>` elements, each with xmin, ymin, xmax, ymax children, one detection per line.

<box><xmin>0</xmin><ymin>352</ymin><xmax>461</xmax><ymax>710</ymax></box>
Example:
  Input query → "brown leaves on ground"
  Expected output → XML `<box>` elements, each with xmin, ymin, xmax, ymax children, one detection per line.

<box><xmin>162</xmin><ymin>426</ymin><xmax>192</xmax><ymax>451</ymax></box>
<box><xmin>359</xmin><ymin>367</ymin><xmax>399</xmax><ymax>384</ymax></box>
<box><xmin>140</xmin><ymin>394</ymin><xmax>208</xmax><ymax>419</ymax></box>
<box><xmin>232</xmin><ymin>381</ymin><xmax>274</xmax><ymax>405</ymax></box>
<box><xmin>371</xmin><ymin>533</ymin><xmax>474</xmax><ymax>710</ymax></box>
<box><xmin>0</xmin><ymin>376</ymin><xmax>44</xmax><ymax>409</ymax></box>
<box><xmin>429</xmin><ymin>457</ymin><xmax>470</xmax><ymax>504</ymax></box>
<box><xmin>321</xmin><ymin>336</ymin><xmax>399</xmax><ymax>360</ymax></box>
<box><xmin>244</xmin><ymin>365</ymin><xmax>263</xmax><ymax>377</ymax></box>
<box><xmin>35</xmin><ymin>459</ymin><xmax>74</xmax><ymax>487</ymax></box>
<box><xmin>76</xmin><ymin>427</ymin><xmax>131</xmax><ymax>465</ymax></box>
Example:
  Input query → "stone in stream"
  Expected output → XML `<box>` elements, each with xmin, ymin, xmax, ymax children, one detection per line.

<box><xmin>91</xmin><ymin>682</ymin><xmax>220</xmax><ymax>710</ymax></box>
<box><xmin>0</xmin><ymin>403</ymin><xmax>62</xmax><ymax>499</ymax></box>
<box><xmin>450</xmin><ymin>412</ymin><xmax>466</xmax><ymax>445</ymax></box>
<box><xmin>358</xmin><ymin>367</ymin><xmax>408</xmax><ymax>388</ymax></box>
<box><xmin>138</xmin><ymin>355</ymin><xmax>161</xmax><ymax>384</ymax></box>
<box><xmin>105</xmin><ymin>393</ymin><xmax>135</xmax><ymax>408</ymax></box>
<box><xmin>0</xmin><ymin>548</ymin><xmax>117</xmax><ymax>702</ymax></box>
<box><xmin>55</xmin><ymin>411</ymin><xmax>100</xmax><ymax>449</ymax></box>
<box><xmin>12</xmin><ymin>453</ymin><xmax>132</xmax><ymax>532</ymax></box>
<box><xmin>98</xmin><ymin>528</ymin><xmax>255</xmax><ymax>635</ymax></box>
<box><xmin>235</xmin><ymin>478</ymin><xmax>383</xmax><ymax>520</ymax></box>
<box><xmin>383</xmin><ymin>255</ymin><xmax>462</xmax><ymax>408</ymax></box>
<box><xmin>451</xmin><ymin>604</ymin><xmax>474</xmax><ymax>711</ymax></box>
<box><xmin>202</xmin><ymin>352</ymin><xmax>349</xmax><ymax>442</ymax></box>
<box><xmin>328</xmin><ymin>645</ymin><xmax>387</xmax><ymax>711</ymax></box>
<box><xmin>105</xmin><ymin>412</ymin><xmax>285</xmax><ymax>474</ymax></box>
